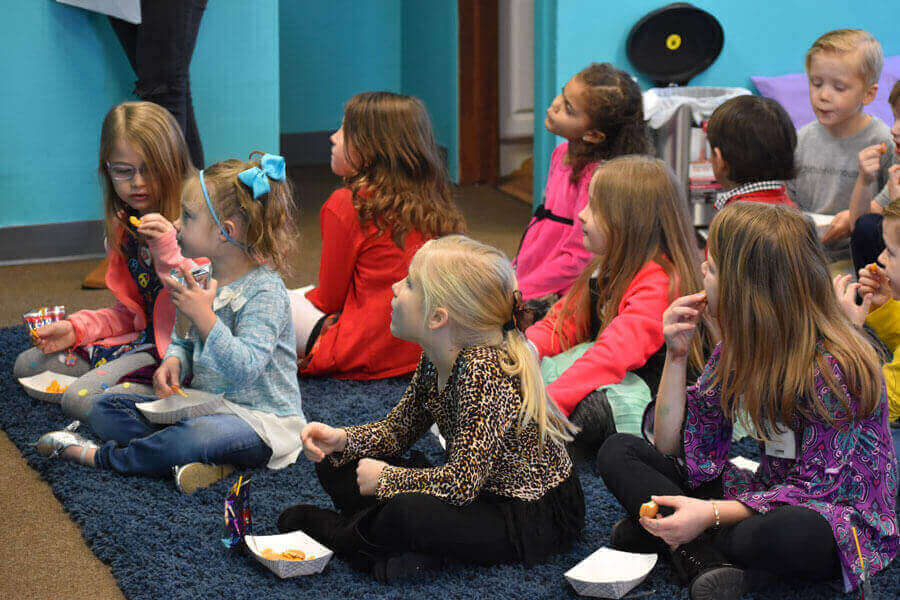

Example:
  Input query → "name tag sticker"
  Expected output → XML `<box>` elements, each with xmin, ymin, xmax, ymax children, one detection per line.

<box><xmin>764</xmin><ymin>427</ymin><xmax>797</xmax><ymax>460</ymax></box>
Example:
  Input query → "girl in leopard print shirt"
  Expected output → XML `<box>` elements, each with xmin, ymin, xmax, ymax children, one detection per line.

<box><xmin>278</xmin><ymin>235</ymin><xmax>585</xmax><ymax>581</ymax></box>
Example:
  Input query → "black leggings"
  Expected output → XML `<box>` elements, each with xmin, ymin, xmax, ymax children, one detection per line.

<box><xmin>597</xmin><ymin>433</ymin><xmax>841</xmax><ymax>582</ymax></box>
<box><xmin>316</xmin><ymin>453</ymin><xmax>582</xmax><ymax>567</ymax></box>
<box><xmin>109</xmin><ymin>0</ymin><xmax>207</xmax><ymax>168</ymax></box>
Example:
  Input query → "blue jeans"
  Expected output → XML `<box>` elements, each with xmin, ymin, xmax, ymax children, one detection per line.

<box><xmin>87</xmin><ymin>393</ymin><xmax>271</xmax><ymax>476</ymax></box>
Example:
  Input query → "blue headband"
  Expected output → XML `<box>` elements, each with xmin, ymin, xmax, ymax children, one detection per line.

<box><xmin>199</xmin><ymin>169</ymin><xmax>248</xmax><ymax>251</ymax></box>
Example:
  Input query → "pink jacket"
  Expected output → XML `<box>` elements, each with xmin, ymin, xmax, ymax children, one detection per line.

<box><xmin>68</xmin><ymin>228</ymin><xmax>200</xmax><ymax>357</ymax></box>
<box><xmin>514</xmin><ymin>142</ymin><xmax>597</xmax><ymax>300</ymax></box>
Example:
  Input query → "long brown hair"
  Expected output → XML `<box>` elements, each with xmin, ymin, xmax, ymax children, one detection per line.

<box><xmin>184</xmin><ymin>152</ymin><xmax>298</xmax><ymax>276</ymax></box>
<box><xmin>553</xmin><ymin>155</ymin><xmax>706</xmax><ymax>371</ymax></box>
<box><xmin>566</xmin><ymin>63</ymin><xmax>652</xmax><ymax>183</ymax></box>
<box><xmin>340</xmin><ymin>92</ymin><xmax>465</xmax><ymax>246</ymax></box>
<box><xmin>707</xmin><ymin>203</ymin><xmax>883</xmax><ymax>437</ymax></box>
<box><xmin>410</xmin><ymin>235</ymin><xmax>577</xmax><ymax>447</ymax></box>
<box><xmin>98</xmin><ymin>102</ymin><xmax>193</xmax><ymax>250</ymax></box>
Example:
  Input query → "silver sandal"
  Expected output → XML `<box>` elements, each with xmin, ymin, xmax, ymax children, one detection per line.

<box><xmin>35</xmin><ymin>421</ymin><xmax>99</xmax><ymax>463</ymax></box>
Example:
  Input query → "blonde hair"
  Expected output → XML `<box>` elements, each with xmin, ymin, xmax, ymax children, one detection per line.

<box><xmin>805</xmin><ymin>29</ymin><xmax>883</xmax><ymax>87</ymax></box>
<box><xmin>341</xmin><ymin>92</ymin><xmax>466</xmax><ymax>247</ymax></box>
<box><xmin>707</xmin><ymin>203</ymin><xmax>883</xmax><ymax>438</ymax></box>
<box><xmin>883</xmin><ymin>197</ymin><xmax>900</xmax><ymax>220</ymax></box>
<box><xmin>553</xmin><ymin>155</ymin><xmax>707</xmax><ymax>371</ymax></box>
<box><xmin>98</xmin><ymin>101</ymin><xmax>193</xmax><ymax>250</ymax></box>
<box><xmin>410</xmin><ymin>235</ymin><xmax>577</xmax><ymax>446</ymax></box>
<box><xmin>184</xmin><ymin>152</ymin><xmax>298</xmax><ymax>275</ymax></box>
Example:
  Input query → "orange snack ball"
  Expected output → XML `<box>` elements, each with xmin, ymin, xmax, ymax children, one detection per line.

<box><xmin>639</xmin><ymin>500</ymin><xmax>658</xmax><ymax>518</ymax></box>
<box><xmin>129</xmin><ymin>216</ymin><xmax>141</xmax><ymax>227</ymax></box>
<box><xmin>880</xmin><ymin>142</ymin><xmax>888</xmax><ymax>155</ymax></box>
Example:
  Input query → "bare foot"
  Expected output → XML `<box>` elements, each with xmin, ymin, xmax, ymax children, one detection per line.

<box><xmin>61</xmin><ymin>445</ymin><xmax>97</xmax><ymax>467</ymax></box>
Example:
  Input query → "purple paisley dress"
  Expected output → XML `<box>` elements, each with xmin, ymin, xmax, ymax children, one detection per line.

<box><xmin>682</xmin><ymin>345</ymin><xmax>898</xmax><ymax>591</ymax></box>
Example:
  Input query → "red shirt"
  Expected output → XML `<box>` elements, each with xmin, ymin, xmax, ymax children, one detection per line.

<box><xmin>717</xmin><ymin>184</ymin><xmax>796</xmax><ymax>210</ymax></box>
<box><xmin>301</xmin><ymin>188</ymin><xmax>424</xmax><ymax>380</ymax></box>
<box><xmin>526</xmin><ymin>260</ymin><xmax>670</xmax><ymax>416</ymax></box>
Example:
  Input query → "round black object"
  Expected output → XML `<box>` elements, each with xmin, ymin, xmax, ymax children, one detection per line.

<box><xmin>626</xmin><ymin>3</ymin><xmax>724</xmax><ymax>87</ymax></box>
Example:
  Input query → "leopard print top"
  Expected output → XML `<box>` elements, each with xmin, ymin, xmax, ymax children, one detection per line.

<box><xmin>335</xmin><ymin>345</ymin><xmax>573</xmax><ymax>506</ymax></box>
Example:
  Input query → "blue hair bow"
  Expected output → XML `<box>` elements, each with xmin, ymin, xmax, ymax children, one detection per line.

<box><xmin>237</xmin><ymin>153</ymin><xmax>286</xmax><ymax>199</ymax></box>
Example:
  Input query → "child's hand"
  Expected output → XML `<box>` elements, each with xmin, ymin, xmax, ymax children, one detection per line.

<box><xmin>165</xmin><ymin>266</ymin><xmax>218</xmax><ymax>334</ymax></box>
<box><xmin>356</xmin><ymin>458</ymin><xmax>388</xmax><ymax>496</ymax></box>
<box><xmin>662</xmin><ymin>292</ymin><xmax>707</xmax><ymax>360</ymax></box>
<box><xmin>135</xmin><ymin>213</ymin><xmax>175</xmax><ymax>241</ymax></box>
<box><xmin>639</xmin><ymin>495</ymin><xmax>714</xmax><ymax>548</ymax></box>
<box><xmin>822</xmin><ymin>210</ymin><xmax>851</xmax><ymax>244</ymax></box>
<box><xmin>832</xmin><ymin>274</ymin><xmax>873</xmax><ymax>327</ymax></box>
<box><xmin>858</xmin><ymin>264</ymin><xmax>892</xmax><ymax>311</ymax></box>
<box><xmin>153</xmin><ymin>356</ymin><xmax>182</xmax><ymax>398</ymax></box>
<box><xmin>889</xmin><ymin>164</ymin><xmax>900</xmax><ymax>203</ymax></box>
<box><xmin>858</xmin><ymin>143</ymin><xmax>888</xmax><ymax>185</ymax></box>
<box><xmin>300</xmin><ymin>422</ymin><xmax>348</xmax><ymax>462</ymax></box>
<box><xmin>33</xmin><ymin>320</ymin><xmax>76</xmax><ymax>354</ymax></box>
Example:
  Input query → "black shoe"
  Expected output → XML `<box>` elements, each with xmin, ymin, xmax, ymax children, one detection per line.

<box><xmin>609</xmin><ymin>517</ymin><xmax>668</xmax><ymax>554</ymax></box>
<box><xmin>671</xmin><ymin>539</ymin><xmax>745</xmax><ymax>600</ymax></box>
<box><xmin>276</xmin><ymin>503</ymin><xmax>344</xmax><ymax>547</ymax></box>
<box><xmin>372</xmin><ymin>552</ymin><xmax>444</xmax><ymax>583</ymax></box>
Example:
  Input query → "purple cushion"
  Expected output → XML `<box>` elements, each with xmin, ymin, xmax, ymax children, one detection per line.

<box><xmin>751</xmin><ymin>55</ymin><xmax>900</xmax><ymax>129</ymax></box>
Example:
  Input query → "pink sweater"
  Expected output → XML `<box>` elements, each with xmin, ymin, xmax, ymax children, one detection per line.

<box><xmin>69</xmin><ymin>228</ymin><xmax>200</xmax><ymax>357</ymax></box>
<box><xmin>514</xmin><ymin>142</ymin><xmax>597</xmax><ymax>300</ymax></box>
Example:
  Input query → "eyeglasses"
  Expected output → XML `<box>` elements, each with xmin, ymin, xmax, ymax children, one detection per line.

<box><xmin>106</xmin><ymin>161</ymin><xmax>148</xmax><ymax>182</ymax></box>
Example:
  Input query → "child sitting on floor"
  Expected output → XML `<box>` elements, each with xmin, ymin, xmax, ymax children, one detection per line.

<box><xmin>599</xmin><ymin>203</ymin><xmax>897</xmax><ymax>599</ymax></box>
<box><xmin>514</xmin><ymin>62</ymin><xmax>651</xmax><ymax>319</ymax></box>
<box><xmin>36</xmin><ymin>152</ymin><xmax>306</xmax><ymax>493</ymax></box>
<box><xmin>848</xmin><ymin>80</ymin><xmax>900</xmax><ymax>272</ymax></box>
<box><xmin>14</xmin><ymin>101</ymin><xmax>196</xmax><ymax>419</ymax></box>
<box><xmin>278</xmin><ymin>235</ymin><xmax>583</xmax><ymax>582</ymax></box>
<box><xmin>289</xmin><ymin>91</ymin><xmax>465</xmax><ymax>380</ymax></box>
<box><xmin>787</xmin><ymin>29</ymin><xmax>894</xmax><ymax>255</ymax></box>
<box><xmin>526</xmin><ymin>155</ymin><xmax>707</xmax><ymax>458</ymax></box>
<box><xmin>704</xmin><ymin>95</ymin><xmax>797</xmax><ymax>211</ymax></box>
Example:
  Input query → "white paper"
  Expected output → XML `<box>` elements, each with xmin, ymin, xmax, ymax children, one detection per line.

<box><xmin>57</xmin><ymin>0</ymin><xmax>141</xmax><ymax>24</ymax></box>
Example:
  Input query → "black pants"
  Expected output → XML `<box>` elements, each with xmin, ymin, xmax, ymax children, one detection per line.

<box><xmin>109</xmin><ymin>0</ymin><xmax>207</xmax><ymax>168</ymax></box>
<box><xmin>597</xmin><ymin>433</ymin><xmax>841</xmax><ymax>582</ymax></box>
<box><xmin>851</xmin><ymin>213</ymin><xmax>885</xmax><ymax>274</ymax></box>
<box><xmin>316</xmin><ymin>453</ymin><xmax>581</xmax><ymax>567</ymax></box>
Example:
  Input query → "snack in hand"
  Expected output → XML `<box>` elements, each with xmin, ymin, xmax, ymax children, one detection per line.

<box><xmin>880</xmin><ymin>142</ymin><xmax>888</xmax><ymax>155</ymax></box>
<box><xmin>129</xmin><ymin>216</ymin><xmax>141</xmax><ymax>227</ymax></box>
<box><xmin>639</xmin><ymin>500</ymin><xmax>659</xmax><ymax>518</ymax></box>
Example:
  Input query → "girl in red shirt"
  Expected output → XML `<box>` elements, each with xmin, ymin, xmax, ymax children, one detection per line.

<box><xmin>290</xmin><ymin>92</ymin><xmax>465</xmax><ymax>380</ymax></box>
<box><xmin>527</xmin><ymin>155</ymin><xmax>709</xmax><ymax>458</ymax></box>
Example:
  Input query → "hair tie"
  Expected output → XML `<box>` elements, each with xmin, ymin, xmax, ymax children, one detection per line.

<box><xmin>237</xmin><ymin>153</ymin><xmax>286</xmax><ymax>199</ymax></box>
<box><xmin>200</xmin><ymin>169</ymin><xmax>247</xmax><ymax>251</ymax></box>
<box><xmin>503</xmin><ymin>290</ymin><xmax>534</xmax><ymax>333</ymax></box>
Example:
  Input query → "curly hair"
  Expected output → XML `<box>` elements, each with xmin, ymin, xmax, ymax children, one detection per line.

<box><xmin>340</xmin><ymin>92</ymin><xmax>465</xmax><ymax>247</ymax></box>
<box><xmin>186</xmin><ymin>152</ymin><xmax>299</xmax><ymax>276</ymax></box>
<box><xmin>566</xmin><ymin>63</ymin><xmax>652</xmax><ymax>183</ymax></box>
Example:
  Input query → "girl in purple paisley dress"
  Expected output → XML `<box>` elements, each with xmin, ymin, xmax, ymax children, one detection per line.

<box><xmin>597</xmin><ymin>203</ymin><xmax>897</xmax><ymax>600</ymax></box>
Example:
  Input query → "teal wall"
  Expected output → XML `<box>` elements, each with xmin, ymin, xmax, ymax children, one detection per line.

<box><xmin>401</xmin><ymin>1</ymin><xmax>459</xmax><ymax>180</ymax></box>
<box><xmin>0</xmin><ymin>0</ymin><xmax>280</xmax><ymax>228</ymax></box>
<box><xmin>535</xmin><ymin>0</ymin><xmax>900</xmax><ymax>201</ymax></box>
<box><xmin>279</xmin><ymin>0</ymin><xmax>458</xmax><ymax>179</ymax></box>
<box><xmin>279</xmin><ymin>0</ymin><xmax>402</xmax><ymax>134</ymax></box>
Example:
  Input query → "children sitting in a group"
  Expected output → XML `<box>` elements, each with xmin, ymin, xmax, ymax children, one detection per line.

<box><xmin>598</xmin><ymin>203</ymin><xmax>898</xmax><ymax>600</ymax></box>
<box><xmin>705</xmin><ymin>95</ymin><xmax>797</xmax><ymax>210</ymax></box>
<box><xmin>849</xmin><ymin>80</ymin><xmax>900</xmax><ymax>272</ymax></box>
<box><xmin>278</xmin><ymin>235</ymin><xmax>584</xmax><ymax>582</ymax></box>
<box><xmin>514</xmin><ymin>62</ymin><xmax>651</xmax><ymax>318</ymax></box>
<box><xmin>14</xmin><ymin>101</ymin><xmax>197</xmax><ymax>419</ymax></box>
<box><xmin>36</xmin><ymin>152</ymin><xmax>306</xmax><ymax>493</ymax></box>
<box><xmin>289</xmin><ymin>91</ymin><xmax>465</xmax><ymax>380</ymax></box>
<box><xmin>526</xmin><ymin>155</ymin><xmax>707</xmax><ymax>457</ymax></box>
<box><xmin>787</xmin><ymin>29</ymin><xmax>894</xmax><ymax>254</ymax></box>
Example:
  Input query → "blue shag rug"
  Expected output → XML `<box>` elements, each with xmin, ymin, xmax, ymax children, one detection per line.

<box><xmin>1</xmin><ymin>325</ymin><xmax>896</xmax><ymax>599</ymax></box>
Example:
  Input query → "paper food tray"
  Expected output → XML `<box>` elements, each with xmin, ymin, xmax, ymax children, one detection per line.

<box><xmin>135</xmin><ymin>394</ymin><xmax>225</xmax><ymax>425</ymax></box>
<box><xmin>565</xmin><ymin>546</ymin><xmax>658</xmax><ymax>598</ymax></box>
<box><xmin>805</xmin><ymin>212</ymin><xmax>832</xmax><ymax>237</ymax></box>
<box><xmin>18</xmin><ymin>372</ymin><xmax>79</xmax><ymax>404</ymax></box>
<box><xmin>245</xmin><ymin>530</ymin><xmax>333</xmax><ymax>578</ymax></box>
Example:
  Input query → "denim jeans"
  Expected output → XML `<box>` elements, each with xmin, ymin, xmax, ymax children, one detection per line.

<box><xmin>87</xmin><ymin>393</ymin><xmax>271</xmax><ymax>476</ymax></box>
<box><xmin>109</xmin><ymin>0</ymin><xmax>208</xmax><ymax>168</ymax></box>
